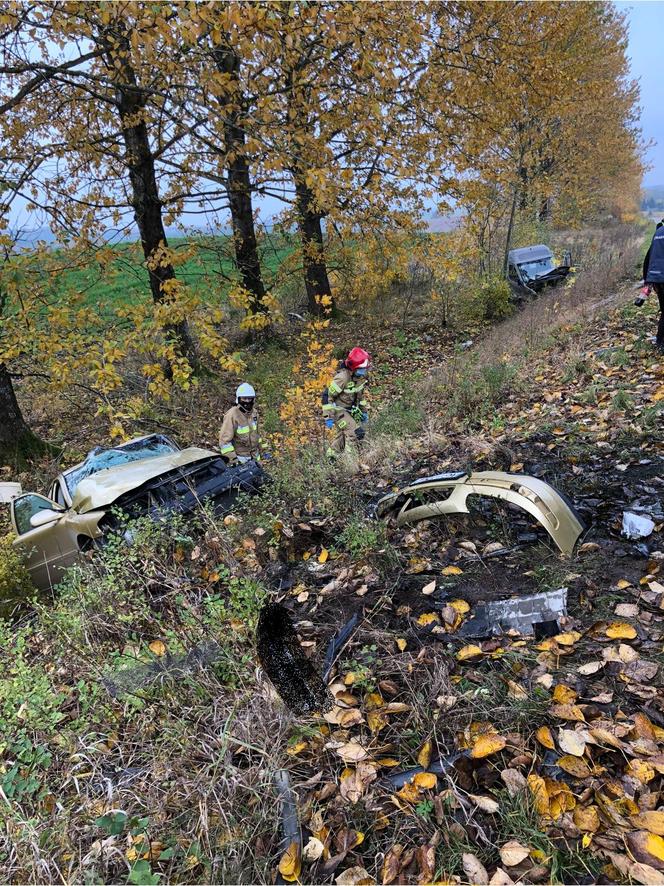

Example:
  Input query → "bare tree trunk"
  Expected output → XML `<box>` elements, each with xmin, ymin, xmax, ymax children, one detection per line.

<box><xmin>503</xmin><ymin>183</ymin><xmax>519</xmax><ymax>278</ymax></box>
<box><xmin>294</xmin><ymin>176</ymin><xmax>334</xmax><ymax>316</ymax></box>
<box><xmin>110</xmin><ymin>35</ymin><xmax>197</xmax><ymax>368</ymax></box>
<box><xmin>0</xmin><ymin>364</ymin><xmax>45</xmax><ymax>464</ymax></box>
<box><xmin>212</xmin><ymin>42</ymin><xmax>267</xmax><ymax>315</ymax></box>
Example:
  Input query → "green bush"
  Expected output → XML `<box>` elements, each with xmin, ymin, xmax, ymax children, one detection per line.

<box><xmin>477</xmin><ymin>276</ymin><xmax>513</xmax><ymax>321</ymax></box>
<box><xmin>0</xmin><ymin>534</ymin><xmax>35</xmax><ymax>619</ymax></box>
<box><xmin>452</xmin><ymin>275</ymin><xmax>513</xmax><ymax>327</ymax></box>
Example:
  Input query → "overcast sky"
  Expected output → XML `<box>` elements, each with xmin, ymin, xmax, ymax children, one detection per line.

<box><xmin>9</xmin><ymin>3</ymin><xmax>664</xmax><ymax>234</ymax></box>
<box><xmin>618</xmin><ymin>0</ymin><xmax>664</xmax><ymax>187</ymax></box>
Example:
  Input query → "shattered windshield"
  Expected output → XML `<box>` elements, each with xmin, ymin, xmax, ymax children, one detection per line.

<box><xmin>64</xmin><ymin>435</ymin><xmax>179</xmax><ymax>495</ymax></box>
<box><xmin>518</xmin><ymin>257</ymin><xmax>555</xmax><ymax>281</ymax></box>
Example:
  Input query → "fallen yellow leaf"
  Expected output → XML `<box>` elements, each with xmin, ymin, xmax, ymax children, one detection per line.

<box><xmin>536</xmin><ymin>726</ymin><xmax>556</xmax><ymax>750</ymax></box>
<box><xmin>606</xmin><ymin>621</ymin><xmax>637</xmax><ymax>640</ymax></box>
<box><xmin>413</xmin><ymin>772</ymin><xmax>437</xmax><ymax>790</ymax></box>
<box><xmin>442</xmin><ymin>565</ymin><xmax>463</xmax><ymax>576</ymax></box>
<box><xmin>527</xmin><ymin>773</ymin><xmax>549</xmax><ymax>815</ymax></box>
<box><xmin>149</xmin><ymin>640</ymin><xmax>166</xmax><ymax>656</ymax></box>
<box><xmin>417</xmin><ymin>740</ymin><xmax>432</xmax><ymax>769</ymax></box>
<box><xmin>630</xmin><ymin>812</ymin><xmax>664</xmax><ymax>836</ymax></box>
<box><xmin>554</xmin><ymin>631</ymin><xmax>582</xmax><ymax>646</ymax></box>
<box><xmin>471</xmin><ymin>734</ymin><xmax>507</xmax><ymax>758</ymax></box>
<box><xmin>557</xmin><ymin>755</ymin><xmax>591</xmax><ymax>779</ymax></box>
<box><xmin>278</xmin><ymin>841</ymin><xmax>302</xmax><ymax>882</ymax></box>
<box><xmin>456</xmin><ymin>644</ymin><xmax>483</xmax><ymax>661</ymax></box>
<box><xmin>396</xmin><ymin>638</ymin><xmax>407</xmax><ymax>652</ymax></box>
<box><xmin>550</xmin><ymin>703</ymin><xmax>585</xmax><ymax>722</ymax></box>
<box><xmin>574</xmin><ymin>805</ymin><xmax>600</xmax><ymax>833</ymax></box>
<box><xmin>627</xmin><ymin>759</ymin><xmax>656</xmax><ymax>784</ymax></box>
<box><xmin>318</xmin><ymin>548</ymin><xmax>329</xmax><ymax>563</ymax></box>
<box><xmin>417</xmin><ymin>612</ymin><xmax>440</xmax><ymax>627</ymax></box>
<box><xmin>552</xmin><ymin>683</ymin><xmax>577</xmax><ymax>704</ymax></box>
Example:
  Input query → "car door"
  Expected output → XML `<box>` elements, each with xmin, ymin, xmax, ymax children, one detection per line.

<box><xmin>11</xmin><ymin>493</ymin><xmax>68</xmax><ymax>591</ymax></box>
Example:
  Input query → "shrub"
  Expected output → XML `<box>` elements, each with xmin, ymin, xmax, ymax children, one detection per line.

<box><xmin>0</xmin><ymin>534</ymin><xmax>35</xmax><ymax>619</ymax></box>
<box><xmin>477</xmin><ymin>276</ymin><xmax>513</xmax><ymax>321</ymax></box>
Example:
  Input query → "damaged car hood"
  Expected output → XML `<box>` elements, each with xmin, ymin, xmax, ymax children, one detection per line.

<box><xmin>71</xmin><ymin>447</ymin><xmax>219</xmax><ymax>513</ymax></box>
<box><xmin>374</xmin><ymin>470</ymin><xmax>584</xmax><ymax>556</ymax></box>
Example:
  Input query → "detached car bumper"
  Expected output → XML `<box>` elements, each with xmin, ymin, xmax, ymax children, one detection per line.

<box><xmin>373</xmin><ymin>470</ymin><xmax>584</xmax><ymax>556</ymax></box>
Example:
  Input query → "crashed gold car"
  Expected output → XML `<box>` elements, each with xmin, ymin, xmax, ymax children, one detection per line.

<box><xmin>11</xmin><ymin>434</ymin><xmax>263</xmax><ymax>591</ymax></box>
<box><xmin>373</xmin><ymin>470</ymin><xmax>584</xmax><ymax>556</ymax></box>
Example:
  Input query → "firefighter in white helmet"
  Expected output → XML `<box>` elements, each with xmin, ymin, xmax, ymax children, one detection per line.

<box><xmin>219</xmin><ymin>383</ymin><xmax>264</xmax><ymax>464</ymax></box>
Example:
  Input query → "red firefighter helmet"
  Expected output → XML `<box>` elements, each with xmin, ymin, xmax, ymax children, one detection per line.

<box><xmin>345</xmin><ymin>347</ymin><xmax>370</xmax><ymax>371</ymax></box>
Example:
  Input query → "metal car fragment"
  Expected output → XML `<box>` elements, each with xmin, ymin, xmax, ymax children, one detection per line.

<box><xmin>10</xmin><ymin>433</ymin><xmax>263</xmax><ymax>591</ymax></box>
<box><xmin>373</xmin><ymin>470</ymin><xmax>584</xmax><ymax>556</ymax></box>
<box><xmin>457</xmin><ymin>587</ymin><xmax>568</xmax><ymax>639</ymax></box>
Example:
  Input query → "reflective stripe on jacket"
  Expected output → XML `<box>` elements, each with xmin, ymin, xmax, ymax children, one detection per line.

<box><xmin>322</xmin><ymin>367</ymin><xmax>368</xmax><ymax>416</ymax></box>
<box><xmin>219</xmin><ymin>405</ymin><xmax>261</xmax><ymax>460</ymax></box>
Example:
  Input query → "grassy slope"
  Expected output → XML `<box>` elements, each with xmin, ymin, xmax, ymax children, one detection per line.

<box><xmin>2</xmin><ymin>226</ymin><xmax>663</xmax><ymax>884</ymax></box>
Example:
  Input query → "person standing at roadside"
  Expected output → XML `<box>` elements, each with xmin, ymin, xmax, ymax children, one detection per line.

<box><xmin>641</xmin><ymin>219</ymin><xmax>664</xmax><ymax>352</ymax></box>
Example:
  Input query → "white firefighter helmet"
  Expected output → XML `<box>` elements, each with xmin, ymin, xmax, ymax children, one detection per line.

<box><xmin>236</xmin><ymin>382</ymin><xmax>256</xmax><ymax>403</ymax></box>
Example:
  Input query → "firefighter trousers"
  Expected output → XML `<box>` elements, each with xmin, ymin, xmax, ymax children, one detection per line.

<box><xmin>654</xmin><ymin>283</ymin><xmax>664</xmax><ymax>347</ymax></box>
<box><xmin>329</xmin><ymin>410</ymin><xmax>361</xmax><ymax>454</ymax></box>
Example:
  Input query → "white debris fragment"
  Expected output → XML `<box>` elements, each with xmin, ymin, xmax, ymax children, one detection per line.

<box><xmin>0</xmin><ymin>482</ymin><xmax>22</xmax><ymax>503</ymax></box>
<box><xmin>622</xmin><ymin>511</ymin><xmax>655</xmax><ymax>540</ymax></box>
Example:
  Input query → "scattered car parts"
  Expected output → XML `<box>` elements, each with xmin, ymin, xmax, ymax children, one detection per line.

<box><xmin>373</xmin><ymin>470</ymin><xmax>584</xmax><ymax>556</ymax></box>
<box><xmin>11</xmin><ymin>433</ymin><xmax>263</xmax><ymax>591</ymax></box>
<box><xmin>457</xmin><ymin>587</ymin><xmax>568</xmax><ymax>639</ymax></box>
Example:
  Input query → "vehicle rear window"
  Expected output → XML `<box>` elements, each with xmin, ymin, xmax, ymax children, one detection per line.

<box><xmin>64</xmin><ymin>435</ymin><xmax>179</xmax><ymax>496</ymax></box>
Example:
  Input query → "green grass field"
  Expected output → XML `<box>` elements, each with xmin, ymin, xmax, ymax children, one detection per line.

<box><xmin>47</xmin><ymin>235</ymin><xmax>293</xmax><ymax>319</ymax></box>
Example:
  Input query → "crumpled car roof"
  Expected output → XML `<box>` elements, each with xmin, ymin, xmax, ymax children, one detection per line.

<box><xmin>508</xmin><ymin>244</ymin><xmax>554</xmax><ymax>264</ymax></box>
<box><xmin>71</xmin><ymin>447</ymin><xmax>219</xmax><ymax>513</ymax></box>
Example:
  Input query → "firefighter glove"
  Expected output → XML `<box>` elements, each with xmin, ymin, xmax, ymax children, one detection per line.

<box><xmin>350</xmin><ymin>406</ymin><xmax>364</xmax><ymax>421</ymax></box>
<box><xmin>361</xmin><ymin>412</ymin><xmax>368</xmax><ymax>422</ymax></box>
<box><xmin>355</xmin><ymin>426</ymin><xmax>366</xmax><ymax>441</ymax></box>
<box><xmin>325</xmin><ymin>418</ymin><xmax>335</xmax><ymax>430</ymax></box>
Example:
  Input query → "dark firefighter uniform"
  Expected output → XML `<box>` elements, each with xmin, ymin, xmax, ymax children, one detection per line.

<box><xmin>642</xmin><ymin>220</ymin><xmax>664</xmax><ymax>351</ymax></box>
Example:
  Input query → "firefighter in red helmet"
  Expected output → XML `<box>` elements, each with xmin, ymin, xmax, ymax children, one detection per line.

<box><xmin>322</xmin><ymin>347</ymin><xmax>371</xmax><ymax>456</ymax></box>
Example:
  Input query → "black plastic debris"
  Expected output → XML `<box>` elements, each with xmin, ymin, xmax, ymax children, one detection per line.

<box><xmin>257</xmin><ymin>603</ymin><xmax>329</xmax><ymax>714</ymax></box>
<box><xmin>274</xmin><ymin>769</ymin><xmax>301</xmax><ymax>886</ymax></box>
<box><xmin>381</xmin><ymin>752</ymin><xmax>463</xmax><ymax>790</ymax></box>
<box><xmin>323</xmin><ymin>613</ymin><xmax>360</xmax><ymax>682</ymax></box>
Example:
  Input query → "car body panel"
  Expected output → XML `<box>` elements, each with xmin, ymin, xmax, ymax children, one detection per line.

<box><xmin>9</xmin><ymin>434</ymin><xmax>263</xmax><ymax>592</ymax></box>
<box><xmin>71</xmin><ymin>447</ymin><xmax>220</xmax><ymax>513</ymax></box>
<box><xmin>12</xmin><ymin>495</ymin><xmax>106</xmax><ymax>589</ymax></box>
<box><xmin>374</xmin><ymin>470</ymin><xmax>584</xmax><ymax>556</ymax></box>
